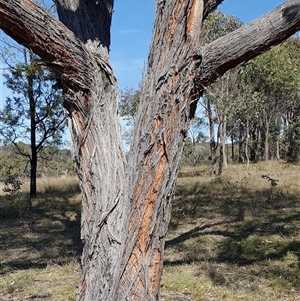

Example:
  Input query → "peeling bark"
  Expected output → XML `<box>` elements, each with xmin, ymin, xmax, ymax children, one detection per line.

<box><xmin>0</xmin><ymin>0</ymin><xmax>300</xmax><ymax>300</ymax></box>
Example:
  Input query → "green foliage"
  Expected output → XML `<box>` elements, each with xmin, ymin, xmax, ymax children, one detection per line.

<box><xmin>0</xmin><ymin>143</ymin><xmax>74</xmax><ymax>178</ymax></box>
<box><xmin>203</xmin><ymin>11</ymin><xmax>243</xmax><ymax>44</ymax></box>
<box><xmin>201</xmin><ymin>12</ymin><xmax>300</xmax><ymax>165</ymax></box>
<box><xmin>119</xmin><ymin>87</ymin><xmax>140</xmax><ymax>125</ymax></box>
<box><xmin>242</xmin><ymin>40</ymin><xmax>300</xmax><ymax>100</ymax></box>
<box><xmin>0</xmin><ymin>47</ymin><xmax>67</xmax><ymax>156</ymax></box>
<box><xmin>118</xmin><ymin>86</ymin><xmax>141</xmax><ymax>147</ymax></box>
<box><xmin>1</xmin><ymin>171</ymin><xmax>23</xmax><ymax>196</ymax></box>
<box><xmin>284</xmin><ymin>121</ymin><xmax>300</xmax><ymax>163</ymax></box>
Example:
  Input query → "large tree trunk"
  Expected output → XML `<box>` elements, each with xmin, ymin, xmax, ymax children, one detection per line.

<box><xmin>1</xmin><ymin>0</ymin><xmax>300</xmax><ymax>300</ymax></box>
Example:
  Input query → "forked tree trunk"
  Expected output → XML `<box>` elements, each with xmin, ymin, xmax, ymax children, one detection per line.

<box><xmin>0</xmin><ymin>0</ymin><xmax>300</xmax><ymax>300</ymax></box>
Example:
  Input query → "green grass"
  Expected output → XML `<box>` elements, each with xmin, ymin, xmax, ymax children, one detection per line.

<box><xmin>0</xmin><ymin>162</ymin><xmax>300</xmax><ymax>300</ymax></box>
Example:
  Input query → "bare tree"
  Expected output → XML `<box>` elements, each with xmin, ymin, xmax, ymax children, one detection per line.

<box><xmin>0</xmin><ymin>0</ymin><xmax>299</xmax><ymax>300</ymax></box>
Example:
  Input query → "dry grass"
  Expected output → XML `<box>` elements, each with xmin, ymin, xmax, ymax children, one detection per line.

<box><xmin>162</xmin><ymin>161</ymin><xmax>300</xmax><ymax>300</ymax></box>
<box><xmin>0</xmin><ymin>176</ymin><xmax>81</xmax><ymax>301</ymax></box>
<box><xmin>0</xmin><ymin>162</ymin><xmax>300</xmax><ymax>300</ymax></box>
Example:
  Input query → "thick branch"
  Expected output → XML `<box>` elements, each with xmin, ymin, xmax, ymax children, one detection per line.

<box><xmin>55</xmin><ymin>0</ymin><xmax>113</xmax><ymax>49</ymax></box>
<box><xmin>200</xmin><ymin>0</ymin><xmax>300</xmax><ymax>86</ymax></box>
<box><xmin>0</xmin><ymin>0</ymin><xmax>97</xmax><ymax>91</ymax></box>
<box><xmin>202</xmin><ymin>0</ymin><xmax>224</xmax><ymax>21</ymax></box>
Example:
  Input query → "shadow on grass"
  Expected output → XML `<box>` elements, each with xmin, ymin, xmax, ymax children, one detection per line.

<box><xmin>165</xmin><ymin>175</ymin><xmax>300</xmax><ymax>267</ymax></box>
<box><xmin>0</xmin><ymin>181</ymin><xmax>82</xmax><ymax>274</ymax></box>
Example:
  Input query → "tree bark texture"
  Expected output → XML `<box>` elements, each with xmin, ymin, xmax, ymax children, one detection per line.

<box><xmin>1</xmin><ymin>0</ymin><xmax>300</xmax><ymax>300</ymax></box>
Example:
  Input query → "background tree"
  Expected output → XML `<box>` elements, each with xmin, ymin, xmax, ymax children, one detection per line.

<box><xmin>118</xmin><ymin>86</ymin><xmax>140</xmax><ymax>148</ymax></box>
<box><xmin>0</xmin><ymin>1</ymin><xmax>299</xmax><ymax>300</ymax></box>
<box><xmin>0</xmin><ymin>47</ymin><xmax>67</xmax><ymax>198</ymax></box>
<box><xmin>185</xmin><ymin>115</ymin><xmax>207</xmax><ymax>166</ymax></box>
<box><xmin>238</xmin><ymin>37</ymin><xmax>300</xmax><ymax>162</ymax></box>
<box><xmin>201</xmin><ymin>11</ymin><xmax>243</xmax><ymax>175</ymax></box>
<box><xmin>243</xmin><ymin>39</ymin><xmax>300</xmax><ymax>161</ymax></box>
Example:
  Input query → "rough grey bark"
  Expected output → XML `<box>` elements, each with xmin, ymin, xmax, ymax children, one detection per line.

<box><xmin>0</xmin><ymin>0</ymin><xmax>300</xmax><ymax>300</ymax></box>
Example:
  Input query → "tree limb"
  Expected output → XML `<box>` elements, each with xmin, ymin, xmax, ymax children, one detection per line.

<box><xmin>55</xmin><ymin>0</ymin><xmax>114</xmax><ymax>49</ymax></box>
<box><xmin>203</xmin><ymin>0</ymin><xmax>224</xmax><ymax>21</ymax></box>
<box><xmin>200</xmin><ymin>0</ymin><xmax>300</xmax><ymax>86</ymax></box>
<box><xmin>0</xmin><ymin>0</ymin><xmax>94</xmax><ymax>91</ymax></box>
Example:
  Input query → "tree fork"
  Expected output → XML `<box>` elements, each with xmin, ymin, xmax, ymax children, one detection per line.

<box><xmin>1</xmin><ymin>0</ymin><xmax>300</xmax><ymax>300</ymax></box>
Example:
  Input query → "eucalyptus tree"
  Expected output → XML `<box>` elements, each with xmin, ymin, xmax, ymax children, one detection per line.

<box><xmin>241</xmin><ymin>37</ymin><xmax>300</xmax><ymax>161</ymax></box>
<box><xmin>118</xmin><ymin>87</ymin><xmax>140</xmax><ymax>148</ymax></box>
<box><xmin>186</xmin><ymin>115</ymin><xmax>207</xmax><ymax>166</ymax></box>
<box><xmin>282</xmin><ymin>37</ymin><xmax>300</xmax><ymax>162</ymax></box>
<box><xmin>0</xmin><ymin>47</ymin><xmax>66</xmax><ymax>198</ymax></box>
<box><xmin>0</xmin><ymin>1</ymin><xmax>300</xmax><ymax>300</ymax></box>
<box><xmin>201</xmin><ymin>11</ymin><xmax>243</xmax><ymax>175</ymax></box>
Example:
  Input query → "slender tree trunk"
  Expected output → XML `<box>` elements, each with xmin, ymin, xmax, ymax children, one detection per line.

<box><xmin>276</xmin><ymin>140</ymin><xmax>280</xmax><ymax>160</ymax></box>
<box><xmin>30</xmin><ymin>153</ymin><xmax>37</xmax><ymax>199</ymax></box>
<box><xmin>26</xmin><ymin>50</ymin><xmax>37</xmax><ymax>198</ymax></box>
<box><xmin>245</xmin><ymin>119</ymin><xmax>250</xmax><ymax>175</ymax></box>
<box><xmin>264</xmin><ymin>116</ymin><xmax>270</xmax><ymax>161</ymax></box>
<box><xmin>193</xmin><ymin>138</ymin><xmax>197</xmax><ymax>166</ymax></box>
<box><xmin>238</xmin><ymin>120</ymin><xmax>244</xmax><ymax>163</ymax></box>
<box><xmin>231</xmin><ymin>135</ymin><xmax>234</xmax><ymax>161</ymax></box>
<box><xmin>207</xmin><ymin>99</ymin><xmax>217</xmax><ymax>176</ymax></box>
<box><xmin>218</xmin><ymin>115</ymin><xmax>227</xmax><ymax>175</ymax></box>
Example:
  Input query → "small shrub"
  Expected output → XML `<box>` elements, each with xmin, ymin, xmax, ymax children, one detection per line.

<box><xmin>1</xmin><ymin>171</ymin><xmax>23</xmax><ymax>196</ymax></box>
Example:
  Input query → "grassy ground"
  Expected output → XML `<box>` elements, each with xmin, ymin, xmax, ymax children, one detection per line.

<box><xmin>162</xmin><ymin>161</ymin><xmax>300</xmax><ymax>301</ymax></box>
<box><xmin>0</xmin><ymin>177</ymin><xmax>81</xmax><ymax>301</ymax></box>
<box><xmin>0</xmin><ymin>162</ymin><xmax>300</xmax><ymax>300</ymax></box>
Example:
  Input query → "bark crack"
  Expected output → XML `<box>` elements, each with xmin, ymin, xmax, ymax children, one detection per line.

<box><xmin>87</xmin><ymin>190</ymin><xmax>121</xmax><ymax>257</ymax></box>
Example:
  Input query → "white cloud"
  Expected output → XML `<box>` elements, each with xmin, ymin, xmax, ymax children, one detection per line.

<box><xmin>113</xmin><ymin>29</ymin><xmax>141</xmax><ymax>36</ymax></box>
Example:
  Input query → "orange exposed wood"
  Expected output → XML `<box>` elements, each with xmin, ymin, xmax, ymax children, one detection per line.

<box><xmin>168</xmin><ymin>0</ymin><xmax>183</xmax><ymax>48</ymax></box>
<box><xmin>150</xmin><ymin>247</ymin><xmax>162</xmax><ymax>295</ymax></box>
<box><xmin>122</xmin><ymin>140</ymin><xmax>168</xmax><ymax>297</ymax></box>
<box><xmin>186</xmin><ymin>0</ymin><xmax>201</xmax><ymax>35</ymax></box>
<box><xmin>152</xmin><ymin>116</ymin><xmax>163</xmax><ymax>138</ymax></box>
<box><xmin>139</xmin><ymin>153</ymin><xmax>166</xmax><ymax>248</ymax></box>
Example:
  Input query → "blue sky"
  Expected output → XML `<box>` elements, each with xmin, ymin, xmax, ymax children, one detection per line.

<box><xmin>110</xmin><ymin>0</ymin><xmax>287</xmax><ymax>90</ymax></box>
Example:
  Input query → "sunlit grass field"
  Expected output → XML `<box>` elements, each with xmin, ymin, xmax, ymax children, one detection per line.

<box><xmin>0</xmin><ymin>162</ymin><xmax>300</xmax><ymax>300</ymax></box>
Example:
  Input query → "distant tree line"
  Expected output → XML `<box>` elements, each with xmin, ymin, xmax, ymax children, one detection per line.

<box><xmin>200</xmin><ymin>12</ymin><xmax>300</xmax><ymax>175</ymax></box>
<box><xmin>0</xmin><ymin>143</ymin><xmax>75</xmax><ymax>180</ymax></box>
